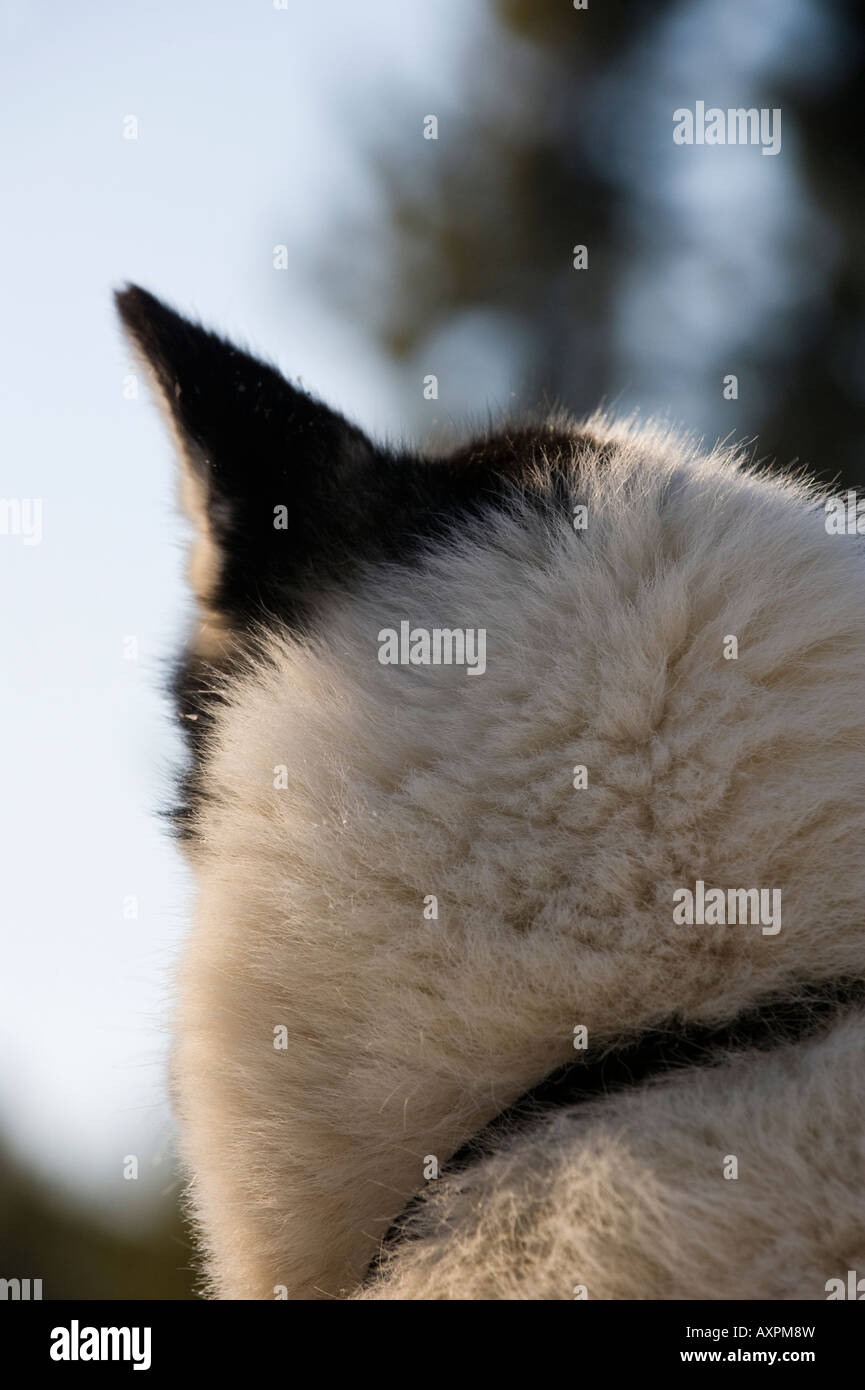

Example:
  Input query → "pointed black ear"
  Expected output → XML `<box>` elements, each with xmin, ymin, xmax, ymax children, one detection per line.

<box><xmin>115</xmin><ymin>284</ymin><xmax>379</xmax><ymax>654</ymax></box>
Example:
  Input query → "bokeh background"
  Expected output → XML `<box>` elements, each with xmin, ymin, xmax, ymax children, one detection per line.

<box><xmin>1</xmin><ymin>0</ymin><xmax>863</xmax><ymax>1297</ymax></box>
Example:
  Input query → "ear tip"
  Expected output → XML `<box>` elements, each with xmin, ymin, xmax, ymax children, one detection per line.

<box><xmin>114</xmin><ymin>282</ymin><xmax>153</xmax><ymax>325</ymax></box>
<box><xmin>114</xmin><ymin>284</ymin><xmax>190</xmax><ymax>348</ymax></box>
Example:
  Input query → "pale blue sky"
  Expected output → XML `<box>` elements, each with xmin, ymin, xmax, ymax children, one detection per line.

<box><xmin>0</xmin><ymin>0</ymin><xmax>475</xmax><ymax>1221</ymax></box>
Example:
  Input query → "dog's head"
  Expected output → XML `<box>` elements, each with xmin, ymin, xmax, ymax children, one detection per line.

<box><xmin>117</xmin><ymin>287</ymin><xmax>865</xmax><ymax>1298</ymax></box>
<box><xmin>116</xmin><ymin>284</ymin><xmax>591</xmax><ymax>829</ymax></box>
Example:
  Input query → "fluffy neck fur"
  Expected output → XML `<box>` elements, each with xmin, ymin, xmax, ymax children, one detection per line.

<box><xmin>173</xmin><ymin>419</ymin><xmax>865</xmax><ymax>1298</ymax></box>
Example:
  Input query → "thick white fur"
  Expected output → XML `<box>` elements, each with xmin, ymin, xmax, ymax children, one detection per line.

<box><xmin>175</xmin><ymin>417</ymin><xmax>865</xmax><ymax>1299</ymax></box>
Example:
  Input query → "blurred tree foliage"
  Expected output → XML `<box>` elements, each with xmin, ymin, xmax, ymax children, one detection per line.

<box><xmin>330</xmin><ymin>0</ymin><xmax>865</xmax><ymax>488</ymax></box>
<box><xmin>0</xmin><ymin>1147</ymin><xmax>197</xmax><ymax>1300</ymax></box>
<box><xmin>759</xmin><ymin>0</ymin><xmax>865</xmax><ymax>487</ymax></box>
<box><xmin>339</xmin><ymin>0</ymin><xmax>679</xmax><ymax>418</ymax></box>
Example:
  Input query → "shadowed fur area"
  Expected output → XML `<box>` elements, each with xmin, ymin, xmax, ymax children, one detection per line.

<box><xmin>359</xmin><ymin>1009</ymin><xmax>865</xmax><ymax>1300</ymax></box>
<box><xmin>117</xmin><ymin>287</ymin><xmax>865</xmax><ymax>1300</ymax></box>
<box><xmin>364</xmin><ymin>979</ymin><xmax>865</xmax><ymax>1286</ymax></box>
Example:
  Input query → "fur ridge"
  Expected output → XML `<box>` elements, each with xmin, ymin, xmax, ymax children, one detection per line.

<box><xmin>358</xmin><ymin>1010</ymin><xmax>865</xmax><ymax>1300</ymax></box>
